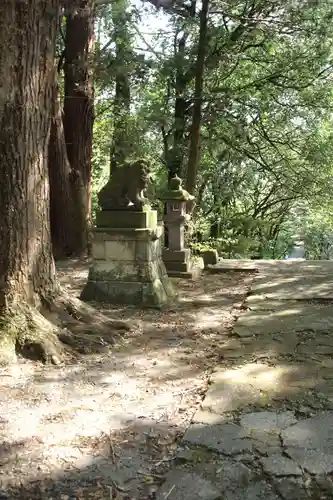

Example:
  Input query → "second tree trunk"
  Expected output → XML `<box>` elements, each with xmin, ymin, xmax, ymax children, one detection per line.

<box><xmin>63</xmin><ymin>1</ymin><xmax>94</xmax><ymax>256</ymax></box>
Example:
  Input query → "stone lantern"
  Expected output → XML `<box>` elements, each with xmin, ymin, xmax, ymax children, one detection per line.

<box><xmin>160</xmin><ymin>175</ymin><xmax>203</xmax><ymax>278</ymax></box>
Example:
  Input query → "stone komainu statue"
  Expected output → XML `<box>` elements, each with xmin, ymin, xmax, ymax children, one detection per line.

<box><xmin>98</xmin><ymin>159</ymin><xmax>151</xmax><ymax>211</ymax></box>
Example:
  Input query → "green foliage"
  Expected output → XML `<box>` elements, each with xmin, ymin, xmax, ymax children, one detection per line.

<box><xmin>90</xmin><ymin>0</ymin><xmax>333</xmax><ymax>259</ymax></box>
<box><xmin>281</xmin><ymin>202</ymin><xmax>333</xmax><ymax>260</ymax></box>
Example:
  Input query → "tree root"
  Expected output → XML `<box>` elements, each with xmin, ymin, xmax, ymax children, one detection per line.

<box><xmin>0</xmin><ymin>292</ymin><xmax>134</xmax><ymax>366</ymax></box>
<box><xmin>0</xmin><ymin>305</ymin><xmax>65</xmax><ymax>366</ymax></box>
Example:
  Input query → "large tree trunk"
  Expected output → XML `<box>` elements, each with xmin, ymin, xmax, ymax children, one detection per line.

<box><xmin>110</xmin><ymin>0</ymin><xmax>132</xmax><ymax>170</ymax></box>
<box><xmin>0</xmin><ymin>0</ymin><xmax>130</xmax><ymax>366</ymax></box>
<box><xmin>49</xmin><ymin>74</ymin><xmax>76</xmax><ymax>260</ymax></box>
<box><xmin>168</xmin><ymin>33</ymin><xmax>188</xmax><ymax>184</ymax></box>
<box><xmin>0</xmin><ymin>0</ymin><xmax>62</xmax><ymax>363</ymax></box>
<box><xmin>63</xmin><ymin>0</ymin><xmax>94</xmax><ymax>256</ymax></box>
<box><xmin>185</xmin><ymin>0</ymin><xmax>209</xmax><ymax>196</ymax></box>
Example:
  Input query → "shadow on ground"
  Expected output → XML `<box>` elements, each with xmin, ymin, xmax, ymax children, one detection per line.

<box><xmin>0</xmin><ymin>417</ymin><xmax>179</xmax><ymax>499</ymax></box>
<box><xmin>1</xmin><ymin>260</ymin><xmax>333</xmax><ymax>498</ymax></box>
<box><xmin>1</xmin><ymin>411</ymin><xmax>332</xmax><ymax>500</ymax></box>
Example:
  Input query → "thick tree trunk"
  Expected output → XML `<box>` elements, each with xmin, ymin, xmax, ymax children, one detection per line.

<box><xmin>0</xmin><ymin>1</ymin><xmax>129</xmax><ymax>366</ymax></box>
<box><xmin>49</xmin><ymin>74</ymin><xmax>76</xmax><ymax>260</ymax></box>
<box><xmin>110</xmin><ymin>0</ymin><xmax>131</xmax><ymax>170</ymax></box>
<box><xmin>111</xmin><ymin>70</ymin><xmax>131</xmax><ymax>170</ymax></box>
<box><xmin>0</xmin><ymin>0</ymin><xmax>60</xmax><ymax>304</ymax></box>
<box><xmin>165</xmin><ymin>3</ymin><xmax>196</xmax><ymax>184</ymax></box>
<box><xmin>63</xmin><ymin>0</ymin><xmax>94</xmax><ymax>256</ymax></box>
<box><xmin>0</xmin><ymin>0</ymin><xmax>61</xmax><ymax>362</ymax></box>
<box><xmin>168</xmin><ymin>34</ymin><xmax>188</xmax><ymax>183</ymax></box>
<box><xmin>185</xmin><ymin>0</ymin><xmax>209</xmax><ymax>196</ymax></box>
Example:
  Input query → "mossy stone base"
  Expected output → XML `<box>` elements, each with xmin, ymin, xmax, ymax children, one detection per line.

<box><xmin>96</xmin><ymin>207</ymin><xmax>157</xmax><ymax>229</ymax></box>
<box><xmin>163</xmin><ymin>248</ymin><xmax>204</xmax><ymax>279</ymax></box>
<box><xmin>81</xmin><ymin>280</ymin><xmax>172</xmax><ymax>307</ymax></box>
<box><xmin>81</xmin><ymin>223</ymin><xmax>175</xmax><ymax>308</ymax></box>
<box><xmin>201</xmin><ymin>249</ymin><xmax>219</xmax><ymax>267</ymax></box>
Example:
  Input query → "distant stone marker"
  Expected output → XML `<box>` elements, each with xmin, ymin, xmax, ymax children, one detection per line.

<box><xmin>201</xmin><ymin>249</ymin><xmax>219</xmax><ymax>268</ymax></box>
<box><xmin>286</xmin><ymin>241</ymin><xmax>305</xmax><ymax>260</ymax></box>
<box><xmin>160</xmin><ymin>175</ymin><xmax>203</xmax><ymax>278</ymax></box>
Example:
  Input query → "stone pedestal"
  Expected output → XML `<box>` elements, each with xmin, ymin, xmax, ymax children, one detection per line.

<box><xmin>163</xmin><ymin>249</ymin><xmax>191</xmax><ymax>273</ymax></box>
<box><xmin>160</xmin><ymin>176</ymin><xmax>203</xmax><ymax>279</ymax></box>
<box><xmin>201</xmin><ymin>249</ymin><xmax>219</xmax><ymax>268</ymax></box>
<box><xmin>81</xmin><ymin>209</ymin><xmax>174</xmax><ymax>308</ymax></box>
<box><xmin>162</xmin><ymin>249</ymin><xmax>204</xmax><ymax>278</ymax></box>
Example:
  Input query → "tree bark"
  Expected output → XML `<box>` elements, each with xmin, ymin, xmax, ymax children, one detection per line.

<box><xmin>168</xmin><ymin>33</ymin><xmax>188</xmax><ymax>183</ymax></box>
<box><xmin>0</xmin><ymin>0</ymin><xmax>132</xmax><ymax>367</ymax></box>
<box><xmin>0</xmin><ymin>0</ymin><xmax>61</xmax><ymax>362</ymax></box>
<box><xmin>110</xmin><ymin>0</ymin><xmax>132</xmax><ymax>171</ymax></box>
<box><xmin>63</xmin><ymin>0</ymin><xmax>94</xmax><ymax>256</ymax></box>
<box><xmin>49</xmin><ymin>73</ymin><xmax>76</xmax><ymax>260</ymax></box>
<box><xmin>164</xmin><ymin>2</ymin><xmax>196</xmax><ymax>184</ymax></box>
<box><xmin>185</xmin><ymin>0</ymin><xmax>209</xmax><ymax>196</ymax></box>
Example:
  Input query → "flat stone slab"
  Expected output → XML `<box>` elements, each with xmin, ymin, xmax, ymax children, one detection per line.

<box><xmin>204</xmin><ymin>363</ymin><xmax>288</xmax><ymax>408</ymax></box>
<box><xmin>223</xmin><ymin>480</ymin><xmax>280</xmax><ymax>500</ymax></box>
<box><xmin>257</xmin><ymin>260</ymin><xmax>333</xmax><ymax>274</ymax></box>
<box><xmin>274</xmin><ymin>478</ymin><xmax>308</xmax><ymax>499</ymax></box>
<box><xmin>286</xmin><ymin>448</ymin><xmax>333</xmax><ymax>475</ymax></box>
<box><xmin>282</xmin><ymin>412</ymin><xmax>333</xmax><ymax>474</ymax></box>
<box><xmin>260</xmin><ymin>454</ymin><xmax>302</xmax><ymax>476</ymax></box>
<box><xmin>202</xmin><ymin>381</ymin><xmax>261</xmax><ymax>412</ymax></box>
<box><xmin>216</xmin><ymin>459</ymin><xmax>253</xmax><ymax>489</ymax></box>
<box><xmin>250</xmin><ymin>273</ymin><xmax>333</xmax><ymax>299</ymax></box>
<box><xmin>260</xmin><ymin>260</ymin><xmax>333</xmax><ymax>274</ymax></box>
<box><xmin>192</xmin><ymin>409</ymin><xmax>230</xmax><ymax>425</ymax></box>
<box><xmin>234</xmin><ymin>302</ymin><xmax>333</xmax><ymax>337</ymax></box>
<box><xmin>156</xmin><ymin>471</ymin><xmax>222</xmax><ymax>500</ymax></box>
<box><xmin>202</xmin><ymin>368</ymin><xmax>262</xmax><ymax>413</ymax></box>
<box><xmin>281</xmin><ymin>412</ymin><xmax>333</xmax><ymax>451</ymax></box>
<box><xmin>183</xmin><ymin>422</ymin><xmax>254</xmax><ymax>455</ymax></box>
<box><xmin>209</xmin><ymin>259</ymin><xmax>333</xmax><ymax>276</ymax></box>
<box><xmin>240</xmin><ymin>411</ymin><xmax>297</xmax><ymax>434</ymax></box>
<box><xmin>238</xmin><ymin>411</ymin><xmax>297</xmax><ymax>454</ymax></box>
<box><xmin>246</xmin><ymin>297</ymin><xmax>311</xmax><ymax>311</ymax></box>
<box><xmin>246</xmin><ymin>297</ymin><xmax>286</xmax><ymax>311</ymax></box>
<box><xmin>208</xmin><ymin>260</ymin><xmax>259</xmax><ymax>273</ymax></box>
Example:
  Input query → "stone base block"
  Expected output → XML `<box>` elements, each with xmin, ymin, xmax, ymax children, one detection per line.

<box><xmin>164</xmin><ymin>253</ymin><xmax>204</xmax><ymax>279</ymax></box>
<box><xmin>80</xmin><ymin>278</ymin><xmax>173</xmax><ymax>307</ymax></box>
<box><xmin>96</xmin><ymin>208</ymin><xmax>157</xmax><ymax>229</ymax></box>
<box><xmin>165</xmin><ymin>261</ymin><xmax>189</xmax><ymax>273</ymax></box>
<box><xmin>81</xmin><ymin>225</ymin><xmax>175</xmax><ymax>308</ymax></box>
<box><xmin>163</xmin><ymin>249</ymin><xmax>190</xmax><ymax>263</ymax></box>
<box><xmin>200</xmin><ymin>249</ymin><xmax>219</xmax><ymax>267</ymax></box>
<box><xmin>81</xmin><ymin>280</ymin><xmax>142</xmax><ymax>304</ymax></box>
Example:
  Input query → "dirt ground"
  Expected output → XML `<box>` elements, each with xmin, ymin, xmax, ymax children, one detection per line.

<box><xmin>0</xmin><ymin>260</ymin><xmax>253</xmax><ymax>499</ymax></box>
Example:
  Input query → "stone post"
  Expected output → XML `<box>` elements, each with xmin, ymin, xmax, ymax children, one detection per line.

<box><xmin>80</xmin><ymin>160</ymin><xmax>174</xmax><ymax>307</ymax></box>
<box><xmin>160</xmin><ymin>175</ymin><xmax>203</xmax><ymax>278</ymax></box>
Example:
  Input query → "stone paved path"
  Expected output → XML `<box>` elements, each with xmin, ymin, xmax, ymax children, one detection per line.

<box><xmin>156</xmin><ymin>260</ymin><xmax>333</xmax><ymax>500</ymax></box>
